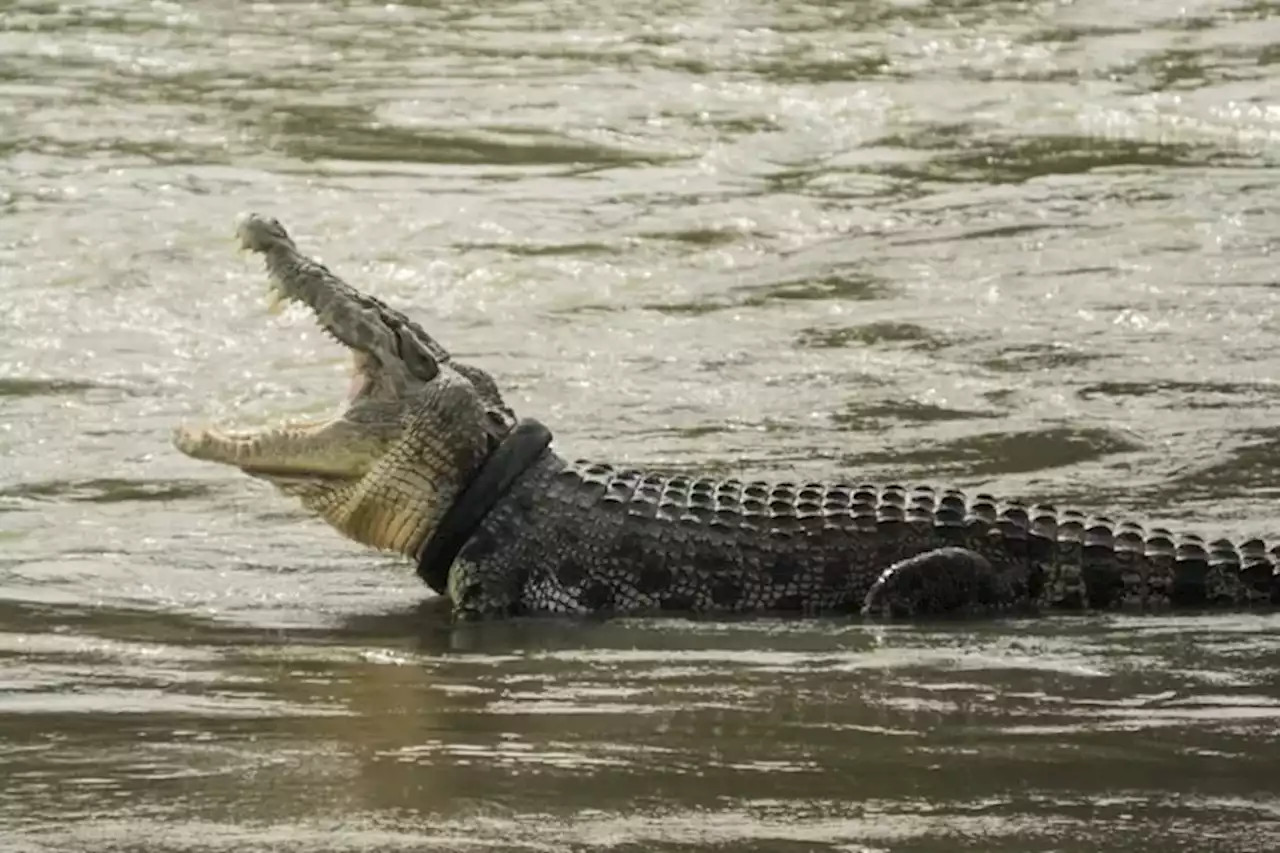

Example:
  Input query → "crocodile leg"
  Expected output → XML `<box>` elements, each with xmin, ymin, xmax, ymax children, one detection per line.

<box><xmin>860</xmin><ymin>547</ymin><xmax>1009</xmax><ymax>618</ymax></box>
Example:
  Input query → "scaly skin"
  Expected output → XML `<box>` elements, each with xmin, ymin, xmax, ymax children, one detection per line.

<box><xmin>174</xmin><ymin>215</ymin><xmax>1280</xmax><ymax>619</ymax></box>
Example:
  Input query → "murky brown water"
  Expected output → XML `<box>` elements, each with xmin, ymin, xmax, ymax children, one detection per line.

<box><xmin>4</xmin><ymin>1</ymin><xmax>1280</xmax><ymax>850</ymax></box>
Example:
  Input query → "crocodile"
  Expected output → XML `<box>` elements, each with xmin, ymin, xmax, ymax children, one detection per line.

<box><xmin>173</xmin><ymin>214</ymin><xmax>1280</xmax><ymax>620</ymax></box>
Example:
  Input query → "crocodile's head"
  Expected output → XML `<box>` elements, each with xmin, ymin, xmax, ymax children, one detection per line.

<box><xmin>174</xmin><ymin>214</ymin><xmax>515</xmax><ymax>558</ymax></box>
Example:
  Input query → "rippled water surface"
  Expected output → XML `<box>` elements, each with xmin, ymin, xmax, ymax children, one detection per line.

<box><xmin>4</xmin><ymin>0</ymin><xmax>1280</xmax><ymax>850</ymax></box>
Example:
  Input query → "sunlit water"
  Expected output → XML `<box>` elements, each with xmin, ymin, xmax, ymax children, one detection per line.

<box><xmin>3</xmin><ymin>1</ymin><xmax>1280</xmax><ymax>850</ymax></box>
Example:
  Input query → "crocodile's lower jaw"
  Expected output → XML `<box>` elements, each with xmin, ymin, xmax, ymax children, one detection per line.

<box><xmin>172</xmin><ymin>417</ymin><xmax>368</xmax><ymax>474</ymax></box>
<box><xmin>174</xmin><ymin>337</ymin><xmax>377</xmax><ymax>465</ymax></box>
<box><xmin>175</xmin><ymin>418</ymin><xmax>435</xmax><ymax>556</ymax></box>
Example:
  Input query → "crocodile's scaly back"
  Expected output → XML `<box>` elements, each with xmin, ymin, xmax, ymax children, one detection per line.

<box><xmin>564</xmin><ymin>464</ymin><xmax>1280</xmax><ymax>609</ymax></box>
<box><xmin>440</xmin><ymin>457</ymin><xmax>1280</xmax><ymax>618</ymax></box>
<box><xmin>174</xmin><ymin>215</ymin><xmax>1280</xmax><ymax>621</ymax></box>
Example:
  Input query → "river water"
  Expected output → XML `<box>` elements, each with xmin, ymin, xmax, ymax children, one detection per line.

<box><xmin>3</xmin><ymin>1</ymin><xmax>1280</xmax><ymax>850</ymax></box>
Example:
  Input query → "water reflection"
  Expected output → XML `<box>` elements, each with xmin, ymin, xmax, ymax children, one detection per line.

<box><xmin>5</xmin><ymin>598</ymin><xmax>1280</xmax><ymax>849</ymax></box>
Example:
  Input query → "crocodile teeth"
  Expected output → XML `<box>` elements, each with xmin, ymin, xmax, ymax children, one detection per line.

<box><xmin>266</xmin><ymin>291</ymin><xmax>288</xmax><ymax>314</ymax></box>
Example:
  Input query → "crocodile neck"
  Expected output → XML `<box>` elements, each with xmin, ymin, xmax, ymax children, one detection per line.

<box><xmin>414</xmin><ymin>418</ymin><xmax>553</xmax><ymax>594</ymax></box>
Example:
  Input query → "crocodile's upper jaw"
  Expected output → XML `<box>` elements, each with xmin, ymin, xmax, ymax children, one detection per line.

<box><xmin>173</xmin><ymin>214</ymin><xmax>511</xmax><ymax>558</ymax></box>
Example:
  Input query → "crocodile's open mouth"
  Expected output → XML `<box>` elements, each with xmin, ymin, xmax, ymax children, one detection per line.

<box><xmin>172</xmin><ymin>215</ymin><xmax>408</xmax><ymax>483</ymax></box>
<box><xmin>344</xmin><ymin>351</ymin><xmax>370</xmax><ymax>401</ymax></box>
<box><xmin>172</xmin><ymin>353</ymin><xmax>382</xmax><ymax>484</ymax></box>
<box><xmin>173</xmin><ymin>213</ymin><xmax>514</xmax><ymax>559</ymax></box>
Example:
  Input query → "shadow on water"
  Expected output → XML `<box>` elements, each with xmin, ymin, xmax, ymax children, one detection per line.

<box><xmin>263</xmin><ymin>104</ymin><xmax>673</xmax><ymax>167</ymax></box>
<box><xmin>980</xmin><ymin>345</ymin><xmax>1106</xmax><ymax>374</ymax></box>
<box><xmin>1167</xmin><ymin>427</ymin><xmax>1280</xmax><ymax>502</ymax></box>
<box><xmin>646</xmin><ymin>264</ymin><xmax>894</xmax><ymax>316</ymax></box>
<box><xmin>832</xmin><ymin>398</ymin><xmax>999</xmax><ymax>430</ymax></box>
<box><xmin>796</xmin><ymin>321</ymin><xmax>959</xmax><ymax>352</ymax></box>
<box><xmin>845</xmin><ymin>426</ymin><xmax>1145</xmax><ymax>480</ymax></box>
<box><xmin>0</xmin><ymin>378</ymin><xmax>109</xmax><ymax>397</ymax></box>
<box><xmin>872</xmin><ymin>131</ymin><xmax>1255</xmax><ymax>184</ymax></box>
<box><xmin>0</xmin><ymin>477</ymin><xmax>219</xmax><ymax>505</ymax></box>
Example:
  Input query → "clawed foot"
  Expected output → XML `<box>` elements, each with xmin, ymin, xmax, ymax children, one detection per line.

<box><xmin>861</xmin><ymin>547</ymin><xmax>1007</xmax><ymax>618</ymax></box>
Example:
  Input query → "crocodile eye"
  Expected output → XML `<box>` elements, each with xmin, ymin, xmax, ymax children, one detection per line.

<box><xmin>395</xmin><ymin>326</ymin><xmax>439</xmax><ymax>381</ymax></box>
<box><xmin>483</xmin><ymin>409</ymin><xmax>511</xmax><ymax>446</ymax></box>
